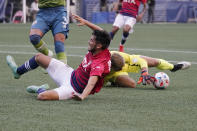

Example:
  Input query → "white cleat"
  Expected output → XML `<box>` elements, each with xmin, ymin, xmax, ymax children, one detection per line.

<box><xmin>6</xmin><ymin>55</ymin><xmax>20</xmax><ymax>79</ymax></box>
<box><xmin>178</xmin><ymin>61</ymin><xmax>191</xmax><ymax>70</ymax></box>
<box><xmin>26</xmin><ymin>84</ymin><xmax>49</xmax><ymax>93</ymax></box>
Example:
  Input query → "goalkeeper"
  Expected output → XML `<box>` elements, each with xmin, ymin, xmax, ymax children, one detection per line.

<box><xmin>29</xmin><ymin>0</ymin><xmax>69</xmax><ymax>63</ymax></box>
<box><xmin>104</xmin><ymin>51</ymin><xmax>191</xmax><ymax>88</ymax></box>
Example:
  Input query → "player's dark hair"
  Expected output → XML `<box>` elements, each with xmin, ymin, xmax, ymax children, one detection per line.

<box><xmin>111</xmin><ymin>53</ymin><xmax>125</xmax><ymax>71</ymax></box>
<box><xmin>92</xmin><ymin>30</ymin><xmax>111</xmax><ymax>49</ymax></box>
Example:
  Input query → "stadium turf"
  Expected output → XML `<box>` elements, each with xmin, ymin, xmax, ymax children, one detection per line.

<box><xmin>0</xmin><ymin>23</ymin><xmax>197</xmax><ymax>131</ymax></box>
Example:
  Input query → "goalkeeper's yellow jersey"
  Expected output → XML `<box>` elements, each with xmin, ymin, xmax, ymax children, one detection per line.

<box><xmin>104</xmin><ymin>51</ymin><xmax>148</xmax><ymax>84</ymax></box>
<box><xmin>110</xmin><ymin>51</ymin><xmax>148</xmax><ymax>73</ymax></box>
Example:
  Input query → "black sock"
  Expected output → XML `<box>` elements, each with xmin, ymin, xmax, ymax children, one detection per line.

<box><xmin>170</xmin><ymin>64</ymin><xmax>183</xmax><ymax>72</ymax></box>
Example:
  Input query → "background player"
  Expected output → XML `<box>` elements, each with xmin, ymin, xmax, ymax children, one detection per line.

<box><xmin>104</xmin><ymin>51</ymin><xmax>191</xmax><ymax>88</ymax></box>
<box><xmin>29</xmin><ymin>0</ymin><xmax>69</xmax><ymax>63</ymax></box>
<box><xmin>109</xmin><ymin>0</ymin><xmax>147</xmax><ymax>52</ymax></box>
<box><xmin>6</xmin><ymin>18</ymin><xmax>113</xmax><ymax>101</ymax></box>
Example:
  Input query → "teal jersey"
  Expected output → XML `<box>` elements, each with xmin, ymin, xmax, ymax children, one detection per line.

<box><xmin>38</xmin><ymin>0</ymin><xmax>65</xmax><ymax>8</ymax></box>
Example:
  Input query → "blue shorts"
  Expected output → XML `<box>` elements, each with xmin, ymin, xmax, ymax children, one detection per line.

<box><xmin>31</xmin><ymin>6</ymin><xmax>69</xmax><ymax>37</ymax></box>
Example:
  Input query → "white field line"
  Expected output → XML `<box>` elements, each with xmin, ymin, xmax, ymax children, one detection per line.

<box><xmin>0</xmin><ymin>50</ymin><xmax>84</xmax><ymax>57</ymax></box>
<box><xmin>0</xmin><ymin>50</ymin><xmax>197</xmax><ymax>65</ymax></box>
<box><xmin>0</xmin><ymin>44</ymin><xmax>197</xmax><ymax>54</ymax></box>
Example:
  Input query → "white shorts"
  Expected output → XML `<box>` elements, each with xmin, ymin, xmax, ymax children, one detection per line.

<box><xmin>113</xmin><ymin>14</ymin><xmax>136</xmax><ymax>33</ymax></box>
<box><xmin>46</xmin><ymin>58</ymin><xmax>80</xmax><ymax>100</ymax></box>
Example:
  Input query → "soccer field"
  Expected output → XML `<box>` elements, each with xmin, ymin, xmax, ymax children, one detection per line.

<box><xmin>0</xmin><ymin>23</ymin><xmax>197</xmax><ymax>131</ymax></box>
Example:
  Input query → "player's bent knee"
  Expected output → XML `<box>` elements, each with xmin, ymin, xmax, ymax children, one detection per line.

<box><xmin>29</xmin><ymin>34</ymin><xmax>41</xmax><ymax>45</ymax></box>
<box><xmin>55</xmin><ymin>35</ymin><xmax>65</xmax><ymax>42</ymax></box>
<box><xmin>35</xmin><ymin>53</ymin><xmax>44</xmax><ymax>62</ymax></box>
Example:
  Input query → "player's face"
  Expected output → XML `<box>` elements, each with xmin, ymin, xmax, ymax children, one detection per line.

<box><xmin>88</xmin><ymin>35</ymin><xmax>97</xmax><ymax>53</ymax></box>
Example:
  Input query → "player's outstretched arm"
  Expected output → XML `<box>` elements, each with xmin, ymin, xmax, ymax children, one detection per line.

<box><xmin>72</xmin><ymin>14</ymin><xmax>103</xmax><ymax>31</ymax></box>
<box><xmin>72</xmin><ymin>76</ymin><xmax>98</xmax><ymax>101</ymax></box>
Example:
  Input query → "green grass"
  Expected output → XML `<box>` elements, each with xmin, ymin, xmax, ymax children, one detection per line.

<box><xmin>0</xmin><ymin>23</ymin><xmax>197</xmax><ymax>131</ymax></box>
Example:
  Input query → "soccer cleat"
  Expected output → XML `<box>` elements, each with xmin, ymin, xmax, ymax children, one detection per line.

<box><xmin>119</xmin><ymin>44</ymin><xmax>124</xmax><ymax>52</ymax></box>
<box><xmin>6</xmin><ymin>55</ymin><xmax>20</xmax><ymax>79</ymax></box>
<box><xmin>26</xmin><ymin>84</ymin><xmax>49</xmax><ymax>93</ymax></box>
<box><xmin>178</xmin><ymin>61</ymin><xmax>191</xmax><ymax>70</ymax></box>
<box><xmin>170</xmin><ymin>61</ymin><xmax>191</xmax><ymax>72</ymax></box>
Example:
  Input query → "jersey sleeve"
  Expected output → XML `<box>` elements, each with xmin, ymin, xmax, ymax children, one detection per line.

<box><xmin>121</xmin><ymin>55</ymin><xmax>148</xmax><ymax>73</ymax></box>
<box><xmin>130</xmin><ymin>55</ymin><xmax>148</xmax><ymax>68</ymax></box>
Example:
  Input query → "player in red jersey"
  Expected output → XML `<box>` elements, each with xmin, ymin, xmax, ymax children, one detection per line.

<box><xmin>6</xmin><ymin>15</ymin><xmax>123</xmax><ymax>101</ymax></box>
<box><xmin>109</xmin><ymin>0</ymin><xmax>147</xmax><ymax>52</ymax></box>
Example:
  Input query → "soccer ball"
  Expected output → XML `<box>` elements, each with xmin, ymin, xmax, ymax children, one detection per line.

<box><xmin>153</xmin><ymin>72</ymin><xmax>170</xmax><ymax>89</ymax></box>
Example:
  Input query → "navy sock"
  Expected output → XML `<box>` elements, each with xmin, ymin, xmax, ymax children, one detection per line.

<box><xmin>55</xmin><ymin>41</ymin><xmax>65</xmax><ymax>54</ymax></box>
<box><xmin>37</xmin><ymin>88</ymin><xmax>46</xmax><ymax>94</ymax></box>
<box><xmin>17</xmin><ymin>56</ymin><xmax>39</xmax><ymax>75</ymax></box>
<box><xmin>121</xmin><ymin>32</ymin><xmax>129</xmax><ymax>45</ymax></box>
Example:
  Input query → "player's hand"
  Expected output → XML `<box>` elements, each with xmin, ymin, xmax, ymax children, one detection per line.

<box><xmin>72</xmin><ymin>94</ymin><xmax>84</xmax><ymax>101</ymax></box>
<box><xmin>137</xmin><ymin>70</ymin><xmax>151</xmax><ymax>85</ymax></box>
<box><xmin>72</xmin><ymin>14</ymin><xmax>86</xmax><ymax>26</ymax></box>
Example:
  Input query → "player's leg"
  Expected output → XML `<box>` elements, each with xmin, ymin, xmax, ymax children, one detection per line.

<box><xmin>26</xmin><ymin>84</ymin><xmax>63</xmax><ymax>100</ymax></box>
<box><xmin>35</xmin><ymin>53</ymin><xmax>51</xmax><ymax>68</ymax></box>
<box><xmin>140</xmin><ymin>56</ymin><xmax>191</xmax><ymax>71</ymax></box>
<box><xmin>115</xmin><ymin>75</ymin><xmax>136</xmax><ymax>88</ymax></box>
<box><xmin>37</xmin><ymin>90</ymin><xmax>59</xmax><ymax>100</ymax></box>
<box><xmin>37</xmin><ymin>58</ymin><xmax>76</xmax><ymax>100</ymax></box>
<box><xmin>54</xmin><ymin>33</ymin><xmax>67</xmax><ymax>63</ymax></box>
<box><xmin>110</xmin><ymin>26</ymin><xmax>119</xmax><ymax>40</ymax></box>
<box><xmin>37</xmin><ymin>84</ymin><xmax>80</xmax><ymax>100</ymax></box>
<box><xmin>119</xmin><ymin>16</ymin><xmax>136</xmax><ymax>52</ymax></box>
<box><xmin>27</xmin><ymin>84</ymin><xmax>62</xmax><ymax>100</ymax></box>
<box><xmin>29</xmin><ymin>29</ymin><xmax>53</xmax><ymax>57</ymax></box>
<box><xmin>140</xmin><ymin>56</ymin><xmax>174</xmax><ymax>69</ymax></box>
<box><xmin>6</xmin><ymin>53</ymin><xmax>51</xmax><ymax>79</ymax></box>
<box><xmin>29</xmin><ymin>10</ymin><xmax>53</xmax><ymax>57</ymax></box>
<box><xmin>52</xmin><ymin>7</ymin><xmax>69</xmax><ymax>64</ymax></box>
<box><xmin>120</xmin><ymin>25</ymin><xmax>130</xmax><ymax>52</ymax></box>
<box><xmin>109</xmin><ymin>14</ymin><xmax>124</xmax><ymax>39</ymax></box>
<box><xmin>170</xmin><ymin>61</ymin><xmax>191</xmax><ymax>72</ymax></box>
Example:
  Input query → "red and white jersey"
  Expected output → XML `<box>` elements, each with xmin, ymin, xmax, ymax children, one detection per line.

<box><xmin>71</xmin><ymin>49</ymin><xmax>111</xmax><ymax>94</ymax></box>
<box><xmin>119</xmin><ymin>0</ymin><xmax>147</xmax><ymax>18</ymax></box>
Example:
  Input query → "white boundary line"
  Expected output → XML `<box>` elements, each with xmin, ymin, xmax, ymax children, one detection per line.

<box><xmin>0</xmin><ymin>44</ymin><xmax>197</xmax><ymax>54</ymax></box>
<box><xmin>0</xmin><ymin>51</ymin><xmax>84</xmax><ymax>57</ymax></box>
<box><xmin>0</xmin><ymin>50</ymin><xmax>197</xmax><ymax>65</ymax></box>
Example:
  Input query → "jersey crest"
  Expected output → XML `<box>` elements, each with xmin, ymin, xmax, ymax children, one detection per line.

<box><xmin>82</xmin><ymin>57</ymin><xmax>92</xmax><ymax>71</ymax></box>
<box><xmin>123</xmin><ymin>0</ymin><xmax>136</xmax><ymax>4</ymax></box>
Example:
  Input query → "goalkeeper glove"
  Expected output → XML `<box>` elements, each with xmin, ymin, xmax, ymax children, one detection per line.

<box><xmin>137</xmin><ymin>69</ymin><xmax>151</xmax><ymax>85</ymax></box>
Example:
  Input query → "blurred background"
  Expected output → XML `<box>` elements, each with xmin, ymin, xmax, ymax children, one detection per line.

<box><xmin>0</xmin><ymin>0</ymin><xmax>197</xmax><ymax>24</ymax></box>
